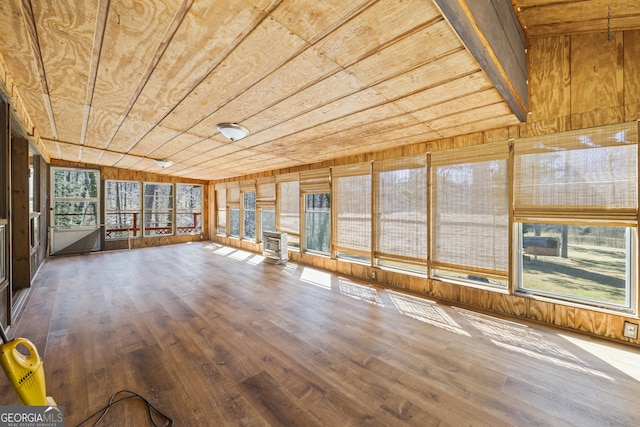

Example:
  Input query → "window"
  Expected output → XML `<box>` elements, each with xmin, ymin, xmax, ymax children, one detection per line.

<box><xmin>520</xmin><ymin>224</ymin><xmax>634</xmax><ymax>308</ymax></box>
<box><xmin>176</xmin><ymin>184</ymin><xmax>202</xmax><ymax>235</ymax></box>
<box><xmin>305</xmin><ymin>193</ymin><xmax>330</xmax><ymax>254</ymax></box>
<box><xmin>105</xmin><ymin>181</ymin><xmax>141</xmax><ymax>240</ymax></box>
<box><xmin>215</xmin><ymin>183</ymin><xmax>226</xmax><ymax>235</ymax></box>
<box><xmin>52</xmin><ymin>168</ymin><xmax>99</xmax><ymax>229</ymax></box>
<box><xmin>300</xmin><ymin>169</ymin><xmax>331</xmax><ymax>254</ymax></box>
<box><xmin>373</xmin><ymin>155</ymin><xmax>427</xmax><ymax>273</ymax></box>
<box><xmin>514</xmin><ymin>122</ymin><xmax>638</xmax><ymax>311</ymax></box>
<box><xmin>261</xmin><ymin>209</ymin><xmax>276</xmax><ymax>233</ymax></box>
<box><xmin>277</xmin><ymin>174</ymin><xmax>300</xmax><ymax>248</ymax></box>
<box><xmin>227</xmin><ymin>183</ymin><xmax>240</xmax><ymax>238</ymax></box>
<box><xmin>256</xmin><ymin>177</ymin><xmax>276</xmax><ymax>241</ymax></box>
<box><xmin>229</xmin><ymin>208</ymin><xmax>240</xmax><ymax>238</ymax></box>
<box><xmin>243</xmin><ymin>191</ymin><xmax>256</xmax><ymax>240</ymax></box>
<box><xmin>431</xmin><ymin>142</ymin><xmax>509</xmax><ymax>286</ymax></box>
<box><xmin>333</xmin><ymin>163</ymin><xmax>371</xmax><ymax>263</ymax></box>
<box><xmin>143</xmin><ymin>183</ymin><xmax>174</xmax><ymax>236</ymax></box>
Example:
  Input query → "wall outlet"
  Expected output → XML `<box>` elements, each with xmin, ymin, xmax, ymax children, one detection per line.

<box><xmin>623</xmin><ymin>321</ymin><xmax>638</xmax><ymax>340</ymax></box>
<box><xmin>371</xmin><ymin>271</ymin><xmax>376</xmax><ymax>281</ymax></box>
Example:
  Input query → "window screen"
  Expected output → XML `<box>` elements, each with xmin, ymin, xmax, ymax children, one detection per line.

<box><xmin>333</xmin><ymin>162</ymin><xmax>371</xmax><ymax>261</ymax></box>
<box><xmin>431</xmin><ymin>142</ymin><xmax>509</xmax><ymax>280</ymax></box>
<box><xmin>373</xmin><ymin>155</ymin><xmax>427</xmax><ymax>272</ymax></box>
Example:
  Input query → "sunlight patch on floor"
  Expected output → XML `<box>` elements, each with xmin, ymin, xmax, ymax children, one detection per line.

<box><xmin>228</xmin><ymin>250</ymin><xmax>253</xmax><ymax>261</ymax></box>
<box><xmin>457</xmin><ymin>309</ymin><xmax>613</xmax><ymax>380</ymax></box>
<box><xmin>212</xmin><ymin>246</ymin><xmax>235</xmax><ymax>256</ymax></box>
<box><xmin>281</xmin><ymin>262</ymin><xmax>299</xmax><ymax>276</ymax></box>
<box><xmin>300</xmin><ymin>267</ymin><xmax>332</xmax><ymax>289</ymax></box>
<box><xmin>338</xmin><ymin>278</ymin><xmax>384</xmax><ymax>306</ymax></box>
<box><xmin>559</xmin><ymin>333</ymin><xmax>640</xmax><ymax>382</ymax></box>
<box><xmin>388</xmin><ymin>291</ymin><xmax>470</xmax><ymax>336</ymax></box>
<box><xmin>246</xmin><ymin>254</ymin><xmax>265</xmax><ymax>265</ymax></box>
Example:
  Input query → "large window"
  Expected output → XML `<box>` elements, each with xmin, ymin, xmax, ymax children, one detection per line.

<box><xmin>176</xmin><ymin>184</ymin><xmax>202</xmax><ymax>235</ymax></box>
<box><xmin>229</xmin><ymin>208</ymin><xmax>240</xmax><ymax>238</ymax></box>
<box><xmin>261</xmin><ymin>209</ymin><xmax>276</xmax><ymax>233</ymax></box>
<box><xmin>301</xmin><ymin>169</ymin><xmax>331</xmax><ymax>254</ymax></box>
<box><xmin>105</xmin><ymin>181</ymin><xmax>141</xmax><ymax>240</ymax></box>
<box><xmin>216</xmin><ymin>183</ymin><xmax>226</xmax><ymax>235</ymax></box>
<box><xmin>514</xmin><ymin>122</ymin><xmax>638</xmax><ymax>310</ymax></box>
<box><xmin>52</xmin><ymin>168</ymin><xmax>99</xmax><ymax>229</ymax></box>
<box><xmin>277</xmin><ymin>174</ymin><xmax>300</xmax><ymax>248</ymax></box>
<box><xmin>373</xmin><ymin>155</ymin><xmax>427</xmax><ymax>273</ymax></box>
<box><xmin>243</xmin><ymin>191</ymin><xmax>256</xmax><ymax>240</ymax></box>
<box><xmin>143</xmin><ymin>183</ymin><xmax>174</xmax><ymax>236</ymax></box>
<box><xmin>256</xmin><ymin>177</ymin><xmax>276</xmax><ymax>241</ymax></box>
<box><xmin>431</xmin><ymin>142</ymin><xmax>509</xmax><ymax>286</ymax></box>
<box><xmin>305</xmin><ymin>193</ymin><xmax>331</xmax><ymax>254</ymax></box>
<box><xmin>520</xmin><ymin>224</ymin><xmax>634</xmax><ymax>308</ymax></box>
<box><xmin>227</xmin><ymin>183</ymin><xmax>240</xmax><ymax>238</ymax></box>
<box><xmin>333</xmin><ymin>163</ymin><xmax>371</xmax><ymax>263</ymax></box>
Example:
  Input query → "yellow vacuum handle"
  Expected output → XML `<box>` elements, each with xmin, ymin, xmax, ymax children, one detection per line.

<box><xmin>0</xmin><ymin>337</ymin><xmax>48</xmax><ymax>406</ymax></box>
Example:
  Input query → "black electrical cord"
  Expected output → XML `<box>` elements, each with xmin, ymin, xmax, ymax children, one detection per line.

<box><xmin>75</xmin><ymin>390</ymin><xmax>174</xmax><ymax>427</ymax></box>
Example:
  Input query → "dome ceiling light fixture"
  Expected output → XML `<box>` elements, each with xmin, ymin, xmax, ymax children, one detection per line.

<box><xmin>154</xmin><ymin>159</ymin><xmax>174</xmax><ymax>168</ymax></box>
<box><xmin>217</xmin><ymin>123</ymin><xmax>249</xmax><ymax>141</ymax></box>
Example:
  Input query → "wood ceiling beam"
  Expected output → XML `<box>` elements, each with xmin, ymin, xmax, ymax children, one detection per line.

<box><xmin>434</xmin><ymin>0</ymin><xmax>529</xmax><ymax>121</ymax></box>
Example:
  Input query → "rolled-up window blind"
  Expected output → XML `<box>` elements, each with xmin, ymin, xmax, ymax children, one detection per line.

<box><xmin>300</xmin><ymin>168</ymin><xmax>330</xmax><ymax>194</ymax></box>
<box><xmin>276</xmin><ymin>173</ymin><xmax>300</xmax><ymax>240</ymax></box>
<box><xmin>226</xmin><ymin>182</ymin><xmax>240</xmax><ymax>208</ymax></box>
<box><xmin>514</xmin><ymin>122</ymin><xmax>638</xmax><ymax>225</ymax></box>
<box><xmin>256</xmin><ymin>176</ymin><xmax>276</xmax><ymax>208</ymax></box>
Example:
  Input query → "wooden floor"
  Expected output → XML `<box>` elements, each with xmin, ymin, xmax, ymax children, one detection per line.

<box><xmin>2</xmin><ymin>242</ymin><xmax>640</xmax><ymax>426</ymax></box>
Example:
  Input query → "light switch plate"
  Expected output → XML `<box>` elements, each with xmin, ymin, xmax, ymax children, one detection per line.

<box><xmin>623</xmin><ymin>321</ymin><xmax>638</xmax><ymax>339</ymax></box>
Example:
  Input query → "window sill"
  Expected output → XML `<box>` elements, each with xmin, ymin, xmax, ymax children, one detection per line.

<box><xmin>515</xmin><ymin>289</ymin><xmax>637</xmax><ymax>317</ymax></box>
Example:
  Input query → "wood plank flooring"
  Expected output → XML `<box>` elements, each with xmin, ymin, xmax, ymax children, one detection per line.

<box><xmin>2</xmin><ymin>241</ymin><xmax>640</xmax><ymax>426</ymax></box>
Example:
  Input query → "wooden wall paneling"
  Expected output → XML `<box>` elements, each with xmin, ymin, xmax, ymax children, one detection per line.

<box><xmin>526</xmin><ymin>299</ymin><xmax>556</xmax><ymax>324</ymax></box>
<box><xmin>552</xmin><ymin>304</ymin><xmax>576</xmax><ymax>330</ymax></box>
<box><xmin>517</xmin><ymin>0</ymin><xmax>640</xmax><ymax>39</ymax></box>
<box><xmin>527</xmin><ymin>36</ymin><xmax>571</xmax><ymax>124</ymax></box>
<box><xmin>570</xmin><ymin>32</ymin><xmax>625</xmax><ymax>128</ymax></box>
<box><xmin>10</xmin><ymin>137</ymin><xmax>29</xmax><ymax>290</ymax></box>
<box><xmin>624</xmin><ymin>30</ymin><xmax>640</xmax><ymax>120</ymax></box>
<box><xmin>573</xmin><ymin>309</ymin><xmax>617</xmax><ymax>339</ymax></box>
<box><xmin>519</xmin><ymin>115</ymin><xmax>572</xmax><ymax>138</ymax></box>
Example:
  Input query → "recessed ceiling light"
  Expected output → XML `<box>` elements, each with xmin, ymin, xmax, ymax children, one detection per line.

<box><xmin>217</xmin><ymin>123</ymin><xmax>249</xmax><ymax>141</ymax></box>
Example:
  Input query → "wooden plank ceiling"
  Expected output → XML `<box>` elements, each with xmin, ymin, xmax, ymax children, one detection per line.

<box><xmin>0</xmin><ymin>1</ymin><xmax>638</xmax><ymax>181</ymax></box>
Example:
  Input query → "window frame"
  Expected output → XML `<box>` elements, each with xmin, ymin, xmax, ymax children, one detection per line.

<box><xmin>143</xmin><ymin>182</ymin><xmax>175</xmax><ymax>237</ymax></box>
<box><xmin>105</xmin><ymin>180</ymin><xmax>142</xmax><ymax>240</ymax></box>
<box><xmin>176</xmin><ymin>184</ymin><xmax>203</xmax><ymax>236</ymax></box>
